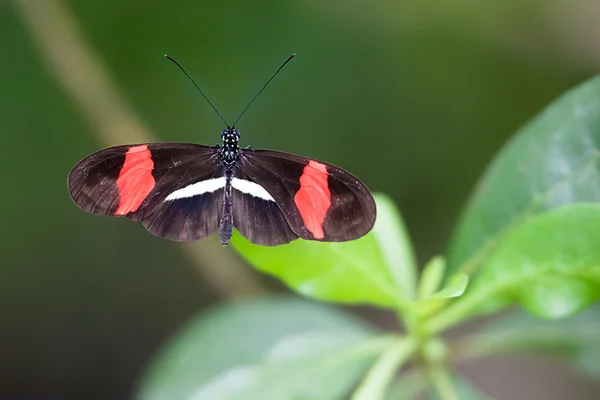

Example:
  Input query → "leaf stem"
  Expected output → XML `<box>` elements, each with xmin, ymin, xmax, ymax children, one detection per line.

<box><xmin>426</xmin><ymin>363</ymin><xmax>459</xmax><ymax>400</ymax></box>
<box><xmin>351</xmin><ymin>337</ymin><xmax>417</xmax><ymax>400</ymax></box>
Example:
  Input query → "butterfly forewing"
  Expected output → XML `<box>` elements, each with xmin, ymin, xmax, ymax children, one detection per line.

<box><xmin>237</xmin><ymin>149</ymin><xmax>376</xmax><ymax>242</ymax></box>
<box><xmin>68</xmin><ymin>143</ymin><xmax>223</xmax><ymax>241</ymax></box>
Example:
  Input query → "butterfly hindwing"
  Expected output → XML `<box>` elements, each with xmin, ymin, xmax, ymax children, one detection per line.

<box><xmin>237</xmin><ymin>149</ymin><xmax>376</xmax><ymax>242</ymax></box>
<box><xmin>231</xmin><ymin>169</ymin><xmax>298</xmax><ymax>246</ymax></box>
<box><xmin>142</xmin><ymin>185</ymin><xmax>224</xmax><ymax>242</ymax></box>
<box><xmin>68</xmin><ymin>143</ymin><xmax>224</xmax><ymax>241</ymax></box>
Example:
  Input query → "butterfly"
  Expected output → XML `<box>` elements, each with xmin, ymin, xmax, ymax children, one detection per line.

<box><xmin>68</xmin><ymin>54</ymin><xmax>376</xmax><ymax>246</ymax></box>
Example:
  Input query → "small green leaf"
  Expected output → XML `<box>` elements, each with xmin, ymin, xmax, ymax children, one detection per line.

<box><xmin>462</xmin><ymin>305</ymin><xmax>600</xmax><ymax>378</ymax></box>
<box><xmin>232</xmin><ymin>193</ymin><xmax>417</xmax><ymax>309</ymax></box>
<box><xmin>428</xmin><ymin>274</ymin><xmax>468</xmax><ymax>300</ymax></box>
<box><xmin>429</xmin><ymin>204</ymin><xmax>600</xmax><ymax>332</ymax></box>
<box><xmin>418</xmin><ymin>256</ymin><xmax>446</xmax><ymax>300</ymax></box>
<box><xmin>189</xmin><ymin>332</ymin><xmax>393</xmax><ymax>400</ymax></box>
<box><xmin>136</xmin><ymin>296</ymin><xmax>376</xmax><ymax>400</ymax></box>
<box><xmin>447</xmin><ymin>75</ymin><xmax>600</xmax><ymax>279</ymax></box>
<box><xmin>417</xmin><ymin>262</ymin><xmax>468</xmax><ymax>318</ymax></box>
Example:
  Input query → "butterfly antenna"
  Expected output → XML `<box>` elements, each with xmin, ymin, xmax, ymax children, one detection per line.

<box><xmin>165</xmin><ymin>55</ymin><xmax>230</xmax><ymax>127</ymax></box>
<box><xmin>232</xmin><ymin>53</ymin><xmax>296</xmax><ymax>128</ymax></box>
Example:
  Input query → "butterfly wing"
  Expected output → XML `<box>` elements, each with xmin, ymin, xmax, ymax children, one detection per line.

<box><xmin>237</xmin><ymin>149</ymin><xmax>376</xmax><ymax>242</ymax></box>
<box><xmin>68</xmin><ymin>143</ymin><xmax>223</xmax><ymax>241</ymax></box>
<box><xmin>231</xmin><ymin>168</ymin><xmax>298</xmax><ymax>246</ymax></box>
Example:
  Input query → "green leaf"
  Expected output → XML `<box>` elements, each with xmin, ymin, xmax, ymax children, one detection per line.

<box><xmin>418</xmin><ymin>256</ymin><xmax>446</xmax><ymax>300</ymax></box>
<box><xmin>136</xmin><ymin>296</ymin><xmax>376</xmax><ymax>400</ymax></box>
<box><xmin>427</xmin><ymin>274</ymin><xmax>468</xmax><ymax>300</ymax></box>
<box><xmin>384</xmin><ymin>370</ymin><xmax>428</xmax><ymax>400</ymax></box>
<box><xmin>430</xmin><ymin>374</ymin><xmax>492</xmax><ymax>400</ymax></box>
<box><xmin>447</xmin><ymin>75</ymin><xmax>600</xmax><ymax>279</ymax></box>
<box><xmin>417</xmin><ymin>257</ymin><xmax>468</xmax><ymax>317</ymax></box>
<box><xmin>371</xmin><ymin>194</ymin><xmax>418</xmax><ymax>301</ymax></box>
<box><xmin>429</xmin><ymin>204</ymin><xmax>600</xmax><ymax>332</ymax></box>
<box><xmin>384</xmin><ymin>371</ymin><xmax>492</xmax><ymax>400</ymax></box>
<box><xmin>462</xmin><ymin>305</ymin><xmax>600</xmax><ymax>378</ymax></box>
<box><xmin>232</xmin><ymin>193</ymin><xmax>417</xmax><ymax>309</ymax></box>
<box><xmin>351</xmin><ymin>337</ymin><xmax>417</xmax><ymax>400</ymax></box>
<box><xmin>189</xmin><ymin>332</ymin><xmax>393</xmax><ymax>400</ymax></box>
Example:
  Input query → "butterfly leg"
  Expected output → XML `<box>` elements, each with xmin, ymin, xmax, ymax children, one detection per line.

<box><xmin>219</xmin><ymin>169</ymin><xmax>234</xmax><ymax>246</ymax></box>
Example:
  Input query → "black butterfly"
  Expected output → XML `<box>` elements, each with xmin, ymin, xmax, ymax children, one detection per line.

<box><xmin>68</xmin><ymin>54</ymin><xmax>376</xmax><ymax>246</ymax></box>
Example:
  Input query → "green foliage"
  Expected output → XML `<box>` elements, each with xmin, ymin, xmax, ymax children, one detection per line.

<box><xmin>138</xmin><ymin>75</ymin><xmax>600</xmax><ymax>399</ymax></box>
<box><xmin>465</xmin><ymin>305</ymin><xmax>600</xmax><ymax>378</ymax></box>
<box><xmin>187</xmin><ymin>332</ymin><xmax>391</xmax><ymax>400</ymax></box>
<box><xmin>429</xmin><ymin>204</ymin><xmax>600</xmax><ymax>332</ymax></box>
<box><xmin>447</xmin><ymin>75</ymin><xmax>600</xmax><ymax>279</ymax></box>
<box><xmin>137</xmin><ymin>297</ymin><xmax>379</xmax><ymax>400</ymax></box>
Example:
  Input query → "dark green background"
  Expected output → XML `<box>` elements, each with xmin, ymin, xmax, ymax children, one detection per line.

<box><xmin>1</xmin><ymin>0</ymin><xmax>596</xmax><ymax>398</ymax></box>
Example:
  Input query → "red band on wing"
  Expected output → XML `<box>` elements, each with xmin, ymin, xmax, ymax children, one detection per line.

<box><xmin>294</xmin><ymin>160</ymin><xmax>331</xmax><ymax>239</ymax></box>
<box><xmin>115</xmin><ymin>145</ymin><xmax>155</xmax><ymax>215</ymax></box>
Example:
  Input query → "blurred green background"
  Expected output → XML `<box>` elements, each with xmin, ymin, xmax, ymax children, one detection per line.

<box><xmin>1</xmin><ymin>0</ymin><xmax>599</xmax><ymax>398</ymax></box>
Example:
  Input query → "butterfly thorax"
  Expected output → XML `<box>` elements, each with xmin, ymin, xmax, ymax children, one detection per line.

<box><xmin>220</xmin><ymin>128</ymin><xmax>240</xmax><ymax>166</ymax></box>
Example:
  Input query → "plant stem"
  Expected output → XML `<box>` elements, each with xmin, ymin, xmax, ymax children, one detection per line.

<box><xmin>351</xmin><ymin>337</ymin><xmax>417</xmax><ymax>400</ymax></box>
<box><xmin>426</xmin><ymin>363</ymin><xmax>459</xmax><ymax>400</ymax></box>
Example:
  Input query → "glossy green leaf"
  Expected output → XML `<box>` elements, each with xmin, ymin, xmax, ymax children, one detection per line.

<box><xmin>189</xmin><ymin>332</ymin><xmax>393</xmax><ymax>400</ymax></box>
<box><xmin>447</xmin><ymin>75</ymin><xmax>600</xmax><ymax>279</ymax></box>
<box><xmin>232</xmin><ymin>193</ymin><xmax>417</xmax><ymax>309</ymax></box>
<box><xmin>463</xmin><ymin>305</ymin><xmax>600</xmax><ymax>377</ymax></box>
<box><xmin>136</xmin><ymin>296</ymin><xmax>376</xmax><ymax>400</ymax></box>
<box><xmin>429</xmin><ymin>204</ymin><xmax>600</xmax><ymax>332</ymax></box>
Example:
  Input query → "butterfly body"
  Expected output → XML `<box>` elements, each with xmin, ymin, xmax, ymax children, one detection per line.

<box><xmin>217</xmin><ymin>128</ymin><xmax>241</xmax><ymax>245</ymax></box>
<box><xmin>68</xmin><ymin>127</ymin><xmax>376</xmax><ymax>246</ymax></box>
